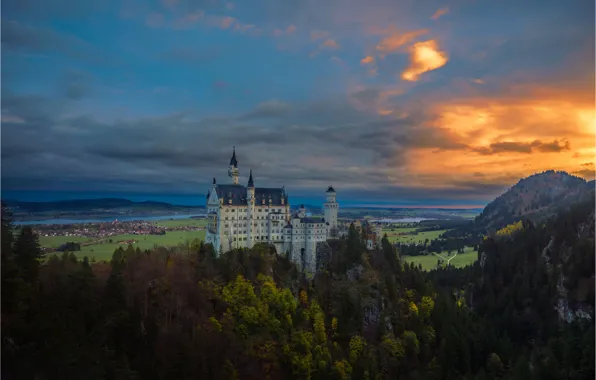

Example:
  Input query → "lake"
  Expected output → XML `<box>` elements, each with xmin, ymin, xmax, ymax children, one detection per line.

<box><xmin>14</xmin><ymin>214</ymin><xmax>207</xmax><ymax>226</ymax></box>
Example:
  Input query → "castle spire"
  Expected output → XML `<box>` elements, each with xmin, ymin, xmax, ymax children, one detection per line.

<box><xmin>229</xmin><ymin>146</ymin><xmax>238</xmax><ymax>168</ymax></box>
<box><xmin>247</xmin><ymin>169</ymin><xmax>254</xmax><ymax>188</ymax></box>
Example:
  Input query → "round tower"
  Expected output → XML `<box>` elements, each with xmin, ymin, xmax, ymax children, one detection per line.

<box><xmin>323</xmin><ymin>185</ymin><xmax>339</xmax><ymax>233</ymax></box>
<box><xmin>228</xmin><ymin>146</ymin><xmax>239</xmax><ymax>184</ymax></box>
<box><xmin>246</xmin><ymin>169</ymin><xmax>255</xmax><ymax>247</ymax></box>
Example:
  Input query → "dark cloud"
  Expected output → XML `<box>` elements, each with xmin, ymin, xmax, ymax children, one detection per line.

<box><xmin>473</xmin><ymin>139</ymin><xmax>570</xmax><ymax>155</ymax></box>
<box><xmin>0</xmin><ymin>92</ymin><xmax>503</xmax><ymax>203</ymax></box>
<box><xmin>572</xmin><ymin>169</ymin><xmax>596</xmax><ymax>180</ymax></box>
<box><xmin>1</xmin><ymin>20</ymin><xmax>116</xmax><ymax>66</ymax></box>
<box><xmin>60</xmin><ymin>71</ymin><xmax>94</xmax><ymax>100</ymax></box>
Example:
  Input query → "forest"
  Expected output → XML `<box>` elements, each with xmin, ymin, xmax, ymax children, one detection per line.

<box><xmin>1</xmin><ymin>197</ymin><xmax>594</xmax><ymax>380</ymax></box>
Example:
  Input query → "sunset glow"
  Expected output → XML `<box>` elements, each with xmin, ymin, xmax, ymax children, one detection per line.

<box><xmin>2</xmin><ymin>0</ymin><xmax>594</xmax><ymax>205</ymax></box>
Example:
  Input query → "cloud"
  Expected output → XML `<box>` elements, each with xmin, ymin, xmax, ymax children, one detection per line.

<box><xmin>375</xmin><ymin>28</ymin><xmax>428</xmax><ymax>56</ymax></box>
<box><xmin>360</xmin><ymin>56</ymin><xmax>375</xmax><ymax>65</ymax></box>
<box><xmin>320</xmin><ymin>39</ymin><xmax>340</xmax><ymax>50</ymax></box>
<box><xmin>273</xmin><ymin>24</ymin><xmax>296</xmax><ymax>37</ymax></box>
<box><xmin>1</xmin><ymin>20</ymin><xmax>109</xmax><ymax>65</ymax></box>
<box><xmin>309</xmin><ymin>35</ymin><xmax>340</xmax><ymax>57</ymax></box>
<box><xmin>360</xmin><ymin>56</ymin><xmax>378</xmax><ymax>76</ymax></box>
<box><xmin>60</xmin><ymin>70</ymin><xmax>94</xmax><ymax>100</ymax></box>
<box><xmin>401</xmin><ymin>40</ymin><xmax>448</xmax><ymax>81</ymax></box>
<box><xmin>472</xmin><ymin>139</ymin><xmax>570</xmax><ymax>155</ymax></box>
<box><xmin>430</xmin><ymin>8</ymin><xmax>449</xmax><ymax>20</ymax></box>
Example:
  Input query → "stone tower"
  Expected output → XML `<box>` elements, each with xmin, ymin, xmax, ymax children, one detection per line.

<box><xmin>323</xmin><ymin>186</ymin><xmax>339</xmax><ymax>236</ymax></box>
<box><xmin>228</xmin><ymin>146</ymin><xmax>239</xmax><ymax>184</ymax></box>
<box><xmin>246</xmin><ymin>169</ymin><xmax>255</xmax><ymax>246</ymax></box>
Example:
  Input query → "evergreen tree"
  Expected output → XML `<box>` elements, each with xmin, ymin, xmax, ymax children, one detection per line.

<box><xmin>13</xmin><ymin>226</ymin><xmax>44</xmax><ymax>284</ymax></box>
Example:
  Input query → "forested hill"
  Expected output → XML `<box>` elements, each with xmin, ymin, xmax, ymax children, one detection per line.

<box><xmin>474</xmin><ymin>170</ymin><xmax>592</xmax><ymax>231</ymax></box>
<box><xmin>431</xmin><ymin>190</ymin><xmax>595</xmax><ymax>379</ymax></box>
<box><xmin>2</xmin><ymin>197</ymin><xmax>595</xmax><ymax>379</ymax></box>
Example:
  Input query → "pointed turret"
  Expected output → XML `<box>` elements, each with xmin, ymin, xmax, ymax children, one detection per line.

<box><xmin>229</xmin><ymin>146</ymin><xmax>238</xmax><ymax>168</ymax></box>
<box><xmin>228</xmin><ymin>146</ymin><xmax>239</xmax><ymax>184</ymax></box>
<box><xmin>247</xmin><ymin>169</ymin><xmax>254</xmax><ymax>188</ymax></box>
<box><xmin>213</xmin><ymin>177</ymin><xmax>216</xmax><ymax>185</ymax></box>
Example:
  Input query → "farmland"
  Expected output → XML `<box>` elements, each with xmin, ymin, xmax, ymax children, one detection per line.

<box><xmin>402</xmin><ymin>246</ymin><xmax>478</xmax><ymax>271</ymax></box>
<box><xmin>40</xmin><ymin>218</ymin><xmax>207</xmax><ymax>262</ymax></box>
<box><xmin>382</xmin><ymin>227</ymin><xmax>449</xmax><ymax>244</ymax></box>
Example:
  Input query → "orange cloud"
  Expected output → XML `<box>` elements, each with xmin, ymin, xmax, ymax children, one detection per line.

<box><xmin>401</xmin><ymin>40</ymin><xmax>448</xmax><ymax>81</ymax></box>
<box><xmin>171</xmin><ymin>11</ymin><xmax>257</xmax><ymax>34</ymax></box>
<box><xmin>273</xmin><ymin>24</ymin><xmax>296</xmax><ymax>37</ymax></box>
<box><xmin>376</xmin><ymin>28</ymin><xmax>428</xmax><ymax>56</ymax></box>
<box><xmin>321</xmin><ymin>39</ymin><xmax>340</xmax><ymax>50</ymax></box>
<box><xmin>360</xmin><ymin>56</ymin><xmax>375</xmax><ymax>65</ymax></box>
<box><xmin>472</xmin><ymin>79</ymin><xmax>485</xmax><ymax>85</ymax></box>
<box><xmin>430</xmin><ymin>8</ymin><xmax>449</xmax><ymax>20</ymax></box>
<box><xmin>400</xmin><ymin>93</ymin><xmax>596</xmax><ymax>187</ymax></box>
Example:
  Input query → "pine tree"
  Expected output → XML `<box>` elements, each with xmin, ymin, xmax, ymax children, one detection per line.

<box><xmin>1</xmin><ymin>202</ymin><xmax>20</xmax><ymax>313</ymax></box>
<box><xmin>13</xmin><ymin>226</ymin><xmax>44</xmax><ymax>284</ymax></box>
<box><xmin>345</xmin><ymin>223</ymin><xmax>363</xmax><ymax>266</ymax></box>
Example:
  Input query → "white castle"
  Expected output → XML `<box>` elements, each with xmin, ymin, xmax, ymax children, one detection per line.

<box><xmin>205</xmin><ymin>148</ymin><xmax>339</xmax><ymax>270</ymax></box>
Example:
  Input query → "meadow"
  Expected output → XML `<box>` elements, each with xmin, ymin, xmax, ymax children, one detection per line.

<box><xmin>382</xmin><ymin>227</ymin><xmax>449</xmax><ymax>244</ymax></box>
<box><xmin>154</xmin><ymin>218</ymin><xmax>208</xmax><ymax>228</ymax></box>
<box><xmin>403</xmin><ymin>246</ymin><xmax>478</xmax><ymax>271</ymax></box>
<box><xmin>41</xmin><ymin>218</ymin><xmax>207</xmax><ymax>262</ymax></box>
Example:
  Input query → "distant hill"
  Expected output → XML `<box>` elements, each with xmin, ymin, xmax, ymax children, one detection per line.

<box><xmin>475</xmin><ymin>170</ymin><xmax>593</xmax><ymax>231</ymax></box>
<box><xmin>3</xmin><ymin>198</ymin><xmax>203</xmax><ymax>213</ymax></box>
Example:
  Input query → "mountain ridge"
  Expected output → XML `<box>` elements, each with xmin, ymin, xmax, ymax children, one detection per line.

<box><xmin>475</xmin><ymin>170</ymin><xmax>593</xmax><ymax>231</ymax></box>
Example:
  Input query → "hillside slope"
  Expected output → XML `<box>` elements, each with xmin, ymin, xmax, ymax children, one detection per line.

<box><xmin>475</xmin><ymin>170</ymin><xmax>591</xmax><ymax>231</ymax></box>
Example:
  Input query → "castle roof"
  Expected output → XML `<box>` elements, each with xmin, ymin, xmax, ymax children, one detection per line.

<box><xmin>326</xmin><ymin>186</ymin><xmax>336</xmax><ymax>193</ymax></box>
<box><xmin>214</xmin><ymin>184</ymin><xmax>286</xmax><ymax>206</ymax></box>
<box><xmin>247</xmin><ymin>169</ymin><xmax>254</xmax><ymax>188</ymax></box>
<box><xmin>229</xmin><ymin>146</ymin><xmax>238</xmax><ymax>168</ymax></box>
<box><xmin>300</xmin><ymin>217</ymin><xmax>325</xmax><ymax>224</ymax></box>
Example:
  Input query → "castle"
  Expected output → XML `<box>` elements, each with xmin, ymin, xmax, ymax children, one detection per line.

<box><xmin>205</xmin><ymin>148</ymin><xmax>339</xmax><ymax>271</ymax></box>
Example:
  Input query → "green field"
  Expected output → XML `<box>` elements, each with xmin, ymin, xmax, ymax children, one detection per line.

<box><xmin>39</xmin><ymin>235</ymin><xmax>94</xmax><ymax>247</ymax></box>
<box><xmin>155</xmin><ymin>218</ymin><xmax>208</xmax><ymax>228</ymax></box>
<box><xmin>45</xmin><ymin>230</ymin><xmax>206</xmax><ymax>262</ymax></box>
<box><xmin>383</xmin><ymin>228</ymin><xmax>449</xmax><ymax>244</ymax></box>
<box><xmin>403</xmin><ymin>246</ymin><xmax>478</xmax><ymax>271</ymax></box>
<box><xmin>41</xmin><ymin>218</ymin><xmax>207</xmax><ymax>262</ymax></box>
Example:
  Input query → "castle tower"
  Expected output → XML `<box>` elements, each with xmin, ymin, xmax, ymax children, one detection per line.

<box><xmin>228</xmin><ymin>146</ymin><xmax>239</xmax><ymax>184</ymax></box>
<box><xmin>246</xmin><ymin>169</ymin><xmax>255</xmax><ymax>247</ymax></box>
<box><xmin>298</xmin><ymin>204</ymin><xmax>306</xmax><ymax>218</ymax></box>
<box><xmin>323</xmin><ymin>186</ymin><xmax>339</xmax><ymax>236</ymax></box>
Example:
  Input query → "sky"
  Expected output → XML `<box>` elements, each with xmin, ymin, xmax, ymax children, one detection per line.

<box><xmin>1</xmin><ymin>0</ymin><xmax>595</xmax><ymax>207</ymax></box>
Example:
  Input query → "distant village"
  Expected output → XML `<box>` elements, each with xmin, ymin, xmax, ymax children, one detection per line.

<box><xmin>34</xmin><ymin>220</ymin><xmax>205</xmax><ymax>240</ymax></box>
